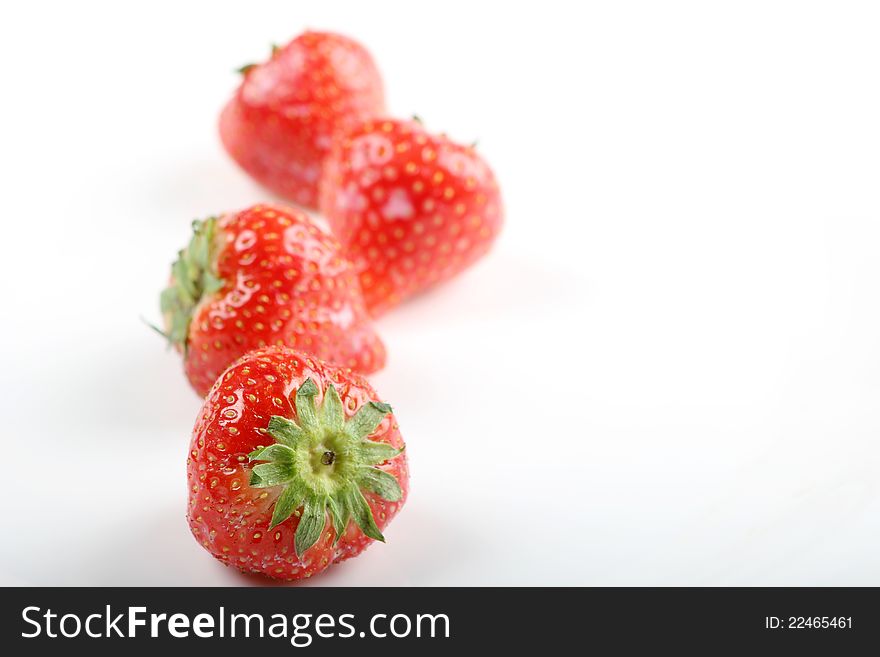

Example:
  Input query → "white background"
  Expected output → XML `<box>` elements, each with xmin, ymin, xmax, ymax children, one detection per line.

<box><xmin>1</xmin><ymin>1</ymin><xmax>878</xmax><ymax>586</ymax></box>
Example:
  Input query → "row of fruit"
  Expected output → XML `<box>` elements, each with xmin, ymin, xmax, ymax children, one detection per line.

<box><xmin>159</xmin><ymin>31</ymin><xmax>503</xmax><ymax>580</ymax></box>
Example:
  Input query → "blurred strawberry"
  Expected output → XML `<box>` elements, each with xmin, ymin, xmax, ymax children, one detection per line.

<box><xmin>159</xmin><ymin>204</ymin><xmax>385</xmax><ymax>395</ymax></box>
<box><xmin>318</xmin><ymin>118</ymin><xmax>504</xmax><ymax>316</ymax></box>
<box><xmin>219</xmin><ymin>31</ymin><xmax>385</xmax><ymax>208</ymax></box>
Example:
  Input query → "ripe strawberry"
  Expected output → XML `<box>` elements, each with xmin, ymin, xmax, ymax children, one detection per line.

<box><xmin>219</xmin><ymin>31</ymin><xmax>385</xmax><ymax>209</ymax></box>
<box><xmin>318</xmin><ymin>118</ymin><xmax>504</xmax><ymax>316</ymax></box>
<box><xmin>160</xmin><ymin>204</ymin><xmax>385</xmax><ymax>396</ymax></box>
<box><xmin>187</xmin><ymin>346</ymin><xmax>408</xmax><ymax>580</ymax></box>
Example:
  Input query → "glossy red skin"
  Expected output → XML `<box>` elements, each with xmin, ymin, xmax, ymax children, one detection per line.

<box><xmin>183</xmin><ymin>204</ymin><xmax>385</xmax><ymax>396</ymax></box>
<box><xmin>187</xmin><ymin>347</ymin><xmax>408</xmax><ymax>581</ymax></box>
<box><xmin>318</xmin><ymin>118</ymin><xmax>504</xmax><ymax>316</ymax></box>
<box><xmin>219</xmin><ymin>31</ymin><xmax>385</xmax><ymax>209</ymax></box>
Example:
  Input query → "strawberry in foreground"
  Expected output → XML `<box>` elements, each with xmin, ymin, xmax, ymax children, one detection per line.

<box><xmin>187</xmin><ymin>346</ymin><xmax>408</xmax><ymax>580</ymax></box>
<box><xmin>219</xmin><ymin>31</ymin><xmax>385</xmax><ymax>209</ymax></box>
<box><xmin>318</xmin><ymin>118</ymin><xmax>504</xmax><ymax>316</ymax></box>
<box><xmin>160</xmin><ymin>204</ymin><xmax>385</xmax><ymax>396</ymax></box>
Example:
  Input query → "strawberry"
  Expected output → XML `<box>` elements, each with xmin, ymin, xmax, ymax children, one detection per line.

<box><xmin>160</xmin><ymin>204</ymin><xmax>386</xmax><ymax>396</ymax></box>
<box><xmin>318</xmin><ymin>118</ymin><xmax>504</xmax><ymax>316</ymax></box>
<box><xmin>187</xmin><ymin>346</ymin><xmax>408</xmax><ymax>580</ymax></box>
<box><xmin>219</xmin><ymin>31</ymin><xmax>385</xmax><ymax>209</ymax></box>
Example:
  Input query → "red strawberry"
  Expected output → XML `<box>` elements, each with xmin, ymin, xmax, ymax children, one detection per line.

<box><xmin>187</xmin><ymin>346</ymin><xmax>408</xmax><ymax>581</ymax></box>
<box><xmin>219</xmin><ymin>31</ymin><xmax>385</xmax><ymax>209</ymax></box>
<box><xmin>160</xmin><ymin>204</ymin><xmax>385</xmax><ymax>396</ymax></box>
<box><xmin>318</xmin><ymin>118</ymin><xmax>504</xmax><ymax>315</ymax></box>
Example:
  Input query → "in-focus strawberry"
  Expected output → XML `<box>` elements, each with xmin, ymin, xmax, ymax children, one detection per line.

<box><xmin>159</xmin><ymin>204</ymin><xmax>385</xmax><ymax>396</ymax></box>
<box><xmin>219</xmin><ymin>31</ymin><xmax>385</xmax><ymax>208</ymax></box>
<box><xmin>318</xmin><ymin>118</ymin><xmax>504</xmax><ymax>316</ymax></box>
<box><xmin>187</xmin><ymin>346</ymin><xmax>408</xmax><ymax>580</ymax></box>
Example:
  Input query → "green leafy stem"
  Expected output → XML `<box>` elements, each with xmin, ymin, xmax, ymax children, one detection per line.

<box><xmin>158</xmin><ymin>217</ymin><xmax>224</xmax><ymax>351</ymax></box>
<box><xmin>249</xmin><ymin>378</ymin><xmax>404</xmax><ymax>557</ymax></box>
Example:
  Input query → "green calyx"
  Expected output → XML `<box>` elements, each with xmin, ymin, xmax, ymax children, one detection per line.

<box><xmin>249</xmin><ymin>379</ymin><xmax>404</xmax><ymax>557</ymax></box>
<box><xmin>159</xmin><ymin>217</ymin><xmax>224</xmax><ymax>351</ymax></box>
<box><xmin>238</xmin><ymin>45</ymin><xmax>277</xmax><ymax>75</ymax></box>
